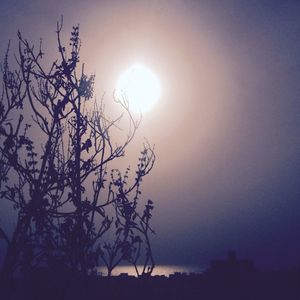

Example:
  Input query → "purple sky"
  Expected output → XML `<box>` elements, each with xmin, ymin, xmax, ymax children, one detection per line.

<box><xmin>0</xmin><ymin>0</ymin><xmax>300</xmax><ymax>270</ymax></box>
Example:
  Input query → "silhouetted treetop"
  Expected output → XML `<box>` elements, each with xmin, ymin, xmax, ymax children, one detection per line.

<box><xmin>0</xmin><ymin>19</ymin><xmax>156</xmax><ymax>280</ymax></box>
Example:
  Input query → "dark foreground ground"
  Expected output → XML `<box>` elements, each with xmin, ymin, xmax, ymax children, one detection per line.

<box><xmin>1</xmin><ymin>268</ymin><xmax>299</xmax><ymax>300</ymax></box>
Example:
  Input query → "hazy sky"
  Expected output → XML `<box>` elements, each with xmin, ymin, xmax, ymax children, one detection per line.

<box><xmin>0</xmin><ymin>0</ymin><xmax>300</xmax><ymax>270</ymax></box>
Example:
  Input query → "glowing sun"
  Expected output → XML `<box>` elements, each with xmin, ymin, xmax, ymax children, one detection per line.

<box><xmin>116</xmin><ymin>64</ymin><xmax>161</xmax><ymax>113</ymax></box>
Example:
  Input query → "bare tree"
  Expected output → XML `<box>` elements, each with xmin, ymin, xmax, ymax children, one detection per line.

<box><xmin>0</xmin><ymin>20</ymin><xmax>155</xmax><ymax>280</ymax></box>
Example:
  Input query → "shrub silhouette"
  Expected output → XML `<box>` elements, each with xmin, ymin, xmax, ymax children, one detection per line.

<box><xmin>0</xmin><ymin>19</ymin><xmax>155</xmax><ymax>280</ymax></box>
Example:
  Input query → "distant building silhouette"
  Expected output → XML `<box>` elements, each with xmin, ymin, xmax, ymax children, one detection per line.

<box><xmin>118</xmin><ymin>273</ymin><xmax>130</xmax><ymax>278</ymax></box>
<box><xmin>208</xmin><ymin>251</ymin><xmax>255</xmax><ymax>276</ymax></box>
<box><xmin>169</xmin><ymin>272</ymin><xmax>188</xmax><ymax>278</ymax></box>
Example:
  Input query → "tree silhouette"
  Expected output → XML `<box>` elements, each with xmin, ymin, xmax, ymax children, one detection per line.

<box><xmin>0</xmin><ymin>20</ymin><xmax>155</xmax><ymax>280</ymax></box>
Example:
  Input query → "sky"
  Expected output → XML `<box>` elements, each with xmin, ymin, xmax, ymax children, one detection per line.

<box><xmin>0</xmin><ymin>0</ymin><xmax>300</xmax><ymax>270</ymax></box>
